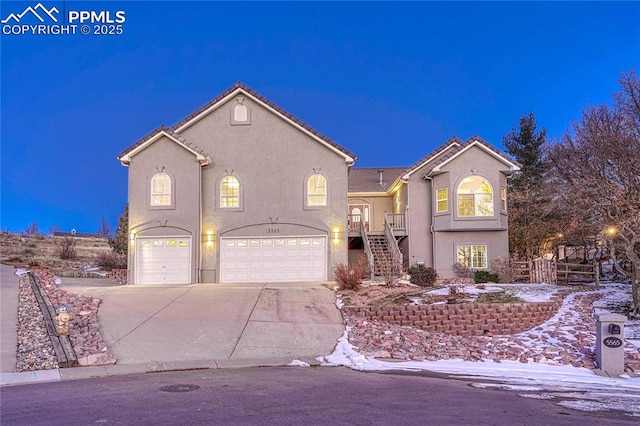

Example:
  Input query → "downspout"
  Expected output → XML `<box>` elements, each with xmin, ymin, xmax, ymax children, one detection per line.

<box><xmin>424</xmin><ymin>176</ymin><xmax>436</xmax><ymax>270</ymax></box>
<box><xmin>197</xmin><ymin>161</ymin><xmax>203</xmax><ymax>283</ymax></box>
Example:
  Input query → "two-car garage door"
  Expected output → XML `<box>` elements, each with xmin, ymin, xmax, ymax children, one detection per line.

<box><xmin>221</xmin><ymin>236</ymin><xmax>327</xmax><ymax>283</ymax></box>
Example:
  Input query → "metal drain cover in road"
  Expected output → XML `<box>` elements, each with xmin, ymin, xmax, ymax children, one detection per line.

<box><xmin>159</xmin><ymin>384</ymin><xmax>200</xmax><ymax>393</ymax></box>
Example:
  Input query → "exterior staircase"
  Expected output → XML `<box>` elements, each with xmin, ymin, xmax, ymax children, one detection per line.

<box><xmin>367</xmin><ymin>235</ymin><xmax>399</xmax><ymax>278</ymax></box>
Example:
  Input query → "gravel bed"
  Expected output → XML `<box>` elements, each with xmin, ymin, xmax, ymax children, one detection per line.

<box><xmin>34</xmin><ymin>271</ymin><xmax>115</xmax><ymax>366</ymax></box>
<box><xmin>16</xmin><ymin>273</ymin><xmax>57</xmax><ymax>372</ymax></box>
<box><xmin>13</xmin><ymin>269</ymin><xmax>115</xmax><ymax>372</ymax></box>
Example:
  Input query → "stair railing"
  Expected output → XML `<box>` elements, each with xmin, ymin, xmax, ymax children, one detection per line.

<box><xmin>384</xmin><ymin>214</ymin><xmax>403</xmax><ymax>276</ymax></box>
<box><xmin>361</xmin><ymin>219</ymin><xmax>375</xmax><ymax>279</ymax></box>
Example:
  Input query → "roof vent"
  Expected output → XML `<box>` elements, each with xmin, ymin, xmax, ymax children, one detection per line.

<box><xmin>378</xmin><ymin>169</ymin><xmax>384</xmax><ymax>185</ymax></box>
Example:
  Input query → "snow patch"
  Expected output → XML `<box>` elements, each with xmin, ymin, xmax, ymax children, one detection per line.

<box><xmin>288</xmin><ymin>360</ymin><xmax>310</xmax><ymax>368</ymax></box>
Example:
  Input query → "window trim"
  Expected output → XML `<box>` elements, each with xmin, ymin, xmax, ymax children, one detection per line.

<box><xmin>500</xmin><ymin>186</ymin><xmax>507</xmax><ymax>212</ymax></box>
<box><xmin>304</xmin><ymin>172</ymin><xmax>328</xmax><ymax>210</ymax></box>
<box><xmin>456</xmin><ymin>244</ymin><xmax>488</xmax><ymax>269</ymax></box>
<box><xmin>456</xmin><ymin>175</ymin><xmax>495</xmax><ymax>218</ymax></box>
<box><xmin>149</xmin><ymin>171</ymin><xmax>175</xmax><ymax>210</ymax></box>
<box><xmin>217</xmin><ymin>174</ymin><xmax>244</xmax><ymax>211</ymax></box>
<box><xmin>436</xmin><ymin>188</ymin><xmax>448</xmax><ymax>213</ymax></box>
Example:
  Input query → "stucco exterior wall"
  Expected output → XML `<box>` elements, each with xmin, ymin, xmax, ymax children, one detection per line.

<box><xmin>434</xmin><ymin>230</ymin><xmax>509</xmax><ymax>278</ymax></box>
<box><xmin>347</xmin><ymin>195</ymin><xmax>393</xmax><ymax>233</ymax></box>
<box><xmin>406</xmin><ymin>174</ymin><xmax>433</xmax><ymax>268</ymax></box>
<box><xmin>178</xmin><ymin>95</ymin><xmax>349</xmax><ymax>282</ymax></box>
<box><xmin>126</xmin><ymin>136</ymin><xmax>201</xmax><ymax>284</ymax></box>
<box><xmin>432</xmin><ymin>145</ymin><xmax>509</xmax><ymax>232</ymax></box>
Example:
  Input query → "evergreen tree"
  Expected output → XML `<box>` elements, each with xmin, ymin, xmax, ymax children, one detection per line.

<box><xmin>109</xmin><ymin>204</ymin><xmax>128</xmax><ymax>255</ymax></box>
<box><xmin>503</xmin><ymin>112</ymin><xmax>547</xmax><ymax>192</ymax></box>
<box><xmin>502</xmin><ymin>112</ymin><xmax>557</xmax><ymax>258</ymax></box>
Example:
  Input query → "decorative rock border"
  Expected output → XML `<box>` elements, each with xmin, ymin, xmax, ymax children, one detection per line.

<box><xmin>29</xmin><ymin>267</ymin><xmax>116</xmax><ymax>367</ymax></box>
<box><xmin>28</xmin><ymin>273</ymin><xmax>77</xmax><ymax>367</ymax></box>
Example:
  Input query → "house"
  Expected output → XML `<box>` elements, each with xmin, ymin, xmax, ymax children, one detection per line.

<box><xmin>118</xmin><ymin>83</ymin><xmax>519</xmax><ymax>284</ymax></box>
<box><xmin>347</xmin><ymin>137</ymin><xmax>521</xmax><ymax>279</ymax></box>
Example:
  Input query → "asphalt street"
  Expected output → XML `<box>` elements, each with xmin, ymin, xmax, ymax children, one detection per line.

<box><xmin>1</xmin><ymin>366</ymin><xmax>635</xmax><ymax>425</ymax></box>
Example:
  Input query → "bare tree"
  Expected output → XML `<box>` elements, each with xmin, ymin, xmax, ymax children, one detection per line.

<box><xmin>97</xmin><ymin>217</ymin><xmax>112</xmax><ymax>239</ymax></box>
<box><xmin>24</xmin><ymin>222</ymin><xmax>39</xmax><ymax>235</ymax></box>
<box><xmin>56</xmin><ymin>237</ymin><xmax>78</xmax><ymax>260</ymax></box>
<box><xmin>548</xmin><ymin>71</ymin><xmax>640</xmax><ymax>316</ymax></box>
<box><xmin>48</xmin><ymin>224</ymin><xmax>61</xmax><ymax>236</ymax></box>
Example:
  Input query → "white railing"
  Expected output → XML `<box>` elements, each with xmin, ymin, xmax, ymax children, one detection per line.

<box><xmin>361</xmin><ymin>219</ymin><xmax>375</xmax><ymax>279</ymax></box>
<box><xmin>384</xmin><ymin>215</ymin><xmax>403</xmax><ymax>274</ymax></box>
<box><xmin>384</xmin><ymin>213</ymin><xmax>406</xmax><ymax>232</ymax></box>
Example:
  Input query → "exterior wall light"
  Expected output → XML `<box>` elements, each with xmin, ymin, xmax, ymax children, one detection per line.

<box><xmin>332</xmin><ymin>228</ymin><xmax>340</xmax><ymax>241</ymax></box>
<box><xmin>206</xmin><ymin>230</ymin><xmax>214</xmax><ymax>246</ymax></box>
<box><xmin>129</xmin><ymin>231</ymin><xmax>135</xmax><ymax>244</ymax></box>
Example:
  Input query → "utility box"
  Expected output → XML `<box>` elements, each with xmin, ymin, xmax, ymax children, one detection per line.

<box><xmin>594</xmin><ymin>313</ymin><xmax>627</xmax><ymax>377</ymax></box>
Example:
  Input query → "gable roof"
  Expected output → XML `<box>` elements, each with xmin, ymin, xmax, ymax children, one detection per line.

<box><xmin>401</xmin><ymin>136</ymin><xmax>463</xmax><ymax>179</ymax></box>
<box><xmin>172</xmin><ymin>82</ymin><xmax>356</xmax><ymax>164</ymax></box>
<box><xmin>118</xmin><ymin>125</ymin><xmax>211</xmax><ymax>166</ymax></box>
<box><xmin>117</xmin><ymin>83</ymin><xmax>356</xmax><ymax>166</ymax></box>
<box><xmin>424</xmin><ymin>136</ymin><xmax>521</xmax><ymax>176</ymax></box>
<box><xmin>348</xmin><ymin>167</ymin><xmax>407</xmax><ymax>193</ymax></box>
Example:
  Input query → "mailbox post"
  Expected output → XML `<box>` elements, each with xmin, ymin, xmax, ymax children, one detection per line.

<box><xmin>594</xmin><ymin>313</ymin><xmax>626</xmax><ymax>377</ymax></box>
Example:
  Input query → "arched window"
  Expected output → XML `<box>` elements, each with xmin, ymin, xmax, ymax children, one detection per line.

<box><xmin>307</xmin><ymin>174</ymin><xmax>327</xmax><ymax>207</ymax></box>
<box><xmin>457</xmin><ymin>176</ymin><xmax>494</xmax><ymax>217</ymax></box>
<box><xmin>150</xmin><ymin>173</ymin><xmax>172</xmax><ymax>206</ymax></box>
<box><xmin>220</xmin><ymin>175</ymin><xmax>240</xmax><ymax>208</ymax></box>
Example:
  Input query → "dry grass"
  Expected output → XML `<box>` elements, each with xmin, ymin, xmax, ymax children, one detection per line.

<box><xmin>0</xmin><ymin>232</ymin><xmax>111</xmax><ymax>271</ymax></box>
<box><xmin>339</xmin><ymin>282</ymin><xmax>419</xmax><ymax>307</ymax></box>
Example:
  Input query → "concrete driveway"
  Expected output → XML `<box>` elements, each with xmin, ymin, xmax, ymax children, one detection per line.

<box><xmin>60</xmin><ymin>279</ymin><xmax>345</xmax><ymax>367</ymax></box>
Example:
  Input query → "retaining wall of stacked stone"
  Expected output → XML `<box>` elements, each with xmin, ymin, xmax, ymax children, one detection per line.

<box><xmin>344</xmin><ymin>290</ymin><xmax>572</xmax><ymax>336</ymax></box>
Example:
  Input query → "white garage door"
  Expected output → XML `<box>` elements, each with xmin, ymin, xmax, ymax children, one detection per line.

<box><xmin>221</xmin><ymin>236</ymin><xmax>327</xmax><ymax>283</ymax></box>
<box><xmin>136</xmin><ymin>237</ymin><xmax>191</xmax><ymax>284</ymax></box>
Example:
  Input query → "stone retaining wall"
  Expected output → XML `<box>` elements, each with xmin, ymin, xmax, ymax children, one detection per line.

<box><xmin>344</xmin><ymin>291</ymin><xmax>572</xmax><ymax>336</ymax></box>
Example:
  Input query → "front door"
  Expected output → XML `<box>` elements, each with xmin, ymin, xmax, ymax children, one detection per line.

<box><xmin>348</xmin><ymin>204</ymin><xmax>370</xmax><ymax>232</ymax></box>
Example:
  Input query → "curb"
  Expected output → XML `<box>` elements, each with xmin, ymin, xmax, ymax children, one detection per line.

<box><xmin>0</xmin><ymin>355</ymin><xmax>322</xmax><ymax>386</ymax></box>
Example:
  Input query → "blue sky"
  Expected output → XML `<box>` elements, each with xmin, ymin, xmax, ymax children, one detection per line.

<box><xmin>1</xmin><ymin>1</ymin><xmax>639</xmax><ymax>234</ymax></box>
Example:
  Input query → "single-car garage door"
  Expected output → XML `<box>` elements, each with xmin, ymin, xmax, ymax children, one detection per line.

<box><xmin>136</xmin><ymin>237</ymin><xmax>191</xmax><ymax>284</ymax></box>
<box><xmin>221</xmin><ymin>236</ymin><xmax>327</xmax><ymax>283</ymax></box>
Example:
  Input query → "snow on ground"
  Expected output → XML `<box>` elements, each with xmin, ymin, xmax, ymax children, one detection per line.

<box><xmin>422</xmin><ymin>283</ymin><xmax>559</xmax><ymax>302</ymax></box>
<box><xmin>319</xmin><ymin>281</ymin><xmax>640</xmax><ymax>417</ymax></box>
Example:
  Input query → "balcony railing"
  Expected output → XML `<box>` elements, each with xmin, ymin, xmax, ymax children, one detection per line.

<box><xmin>384</xmin><ymin>213</ymin><xmax>406</xmax><ymax>232</ymax></box>
<box><xmin>348</xmin><ymin>214</ymin><xmax>364</xmax><ymax>233</ymax></box>
<box><xmin>348</xmin><ymin>213</ymin><xmax>406</xmax><ymax>234</ymax></box>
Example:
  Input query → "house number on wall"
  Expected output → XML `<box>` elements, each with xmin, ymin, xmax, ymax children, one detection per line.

<box><xmin>603</xmin><ymin>337</ymin><xmax>623</xmax><ymax>348</ymax></box>
<box><xmin>267</xmin><ymin>227</ymin><xmax>280</xmax><ymax>233</ymax></box>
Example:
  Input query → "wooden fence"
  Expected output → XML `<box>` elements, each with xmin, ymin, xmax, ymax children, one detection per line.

<box><xmin>556</xmin><ymin>261</ymin><xmax>599</xmax><ymax>285</ymax></box>
<box><xmin>511</xmin><ymin>258</ymin><xmax>598</xmax><ymax>286</ymax></box>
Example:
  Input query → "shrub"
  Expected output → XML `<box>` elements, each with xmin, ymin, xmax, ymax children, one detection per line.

<box><xmin>55</xmin><ymin>237</ymin><xmax>77</xmax><ymax>260</ymax></box>
<box><xmin>408</xmin><ymin>265</ymin><xmax>438</xmax><ymax>287</ymax></box>
<box><xmin>474</xmin><ymin>270</ymin><xmax>500</xmax><ymax>283</ymax></box>
<box><xmin>95</xmin><ymin>251</ymin><xmax>127</xmax><ymax>270</ymax></box>
<box><xmin>490</xmin><ymin>255</ymin><xmax>517</xmax><ymax>283</ymax></box>
<box><xmin>334</xmin><ymin>263</ymin><xmax>365</xmax><ymax>291</ymax></box>
<box><xmin>452</xmin><ymin>262</ymin><xmax>474</xmax><ymax>278</ymax></box>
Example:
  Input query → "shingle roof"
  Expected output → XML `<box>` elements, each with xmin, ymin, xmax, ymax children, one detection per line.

<box><xmin>403</xmin><ymin>136</ymin><xmax>463</xmax><ymax>177</ymax></box>
<box><xmin>423</xmin><ymin>136</ymin><xmax>521</xmax><ymax>176</ymax></box>
<box><xmin>348</xmin><ymin>167</ymin><xmax>407</xmax><ymax>193</ymax></box>
<box><xmin>117</xmin><ymin>125</ymin><xmax>211</xmax><ymax>164</ymax></box>
<box><xmin>172</xmin><ymin>82</ymin><xmax>357</xmax><ymax>162</ymax></box>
